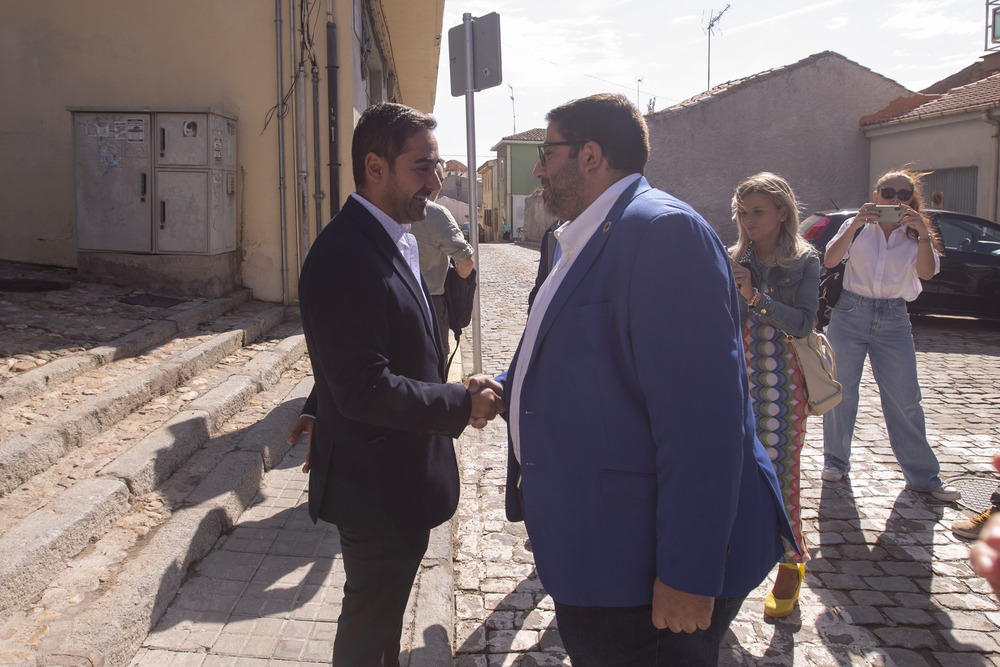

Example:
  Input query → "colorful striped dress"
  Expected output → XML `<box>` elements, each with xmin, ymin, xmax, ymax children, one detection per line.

<box><xmin>743</xmin><ymin>317</ymin><xmax>809</xmax><ymax>563</ymax></box>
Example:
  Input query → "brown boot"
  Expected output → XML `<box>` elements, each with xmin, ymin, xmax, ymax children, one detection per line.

<box><xmin>952</xmin><ymin>507</ymin><xmax>996</xmax><ymax>539</ymax></box>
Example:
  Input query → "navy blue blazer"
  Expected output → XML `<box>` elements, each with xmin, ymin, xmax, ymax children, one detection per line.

<box><xmin>299</xmin><ymin>196</ymin><xmax>471</xmax><ymax>531</ymax></box>
<box><xmin>502</xmin><ymin>177</ymin><xmax>795</xmax><ymax>606</ymax></box>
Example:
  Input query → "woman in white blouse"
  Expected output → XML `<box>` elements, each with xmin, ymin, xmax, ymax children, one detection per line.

<box><xmin>820</xmin><ymin>170</ymin><xmax>960</xmax><ymax>502</ymax></box>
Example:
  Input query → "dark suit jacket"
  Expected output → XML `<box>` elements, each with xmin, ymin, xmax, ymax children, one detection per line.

<box><xmin>527</xmin><ymin>220</ymin><xmax>561</xmax><ymax>312</ymax></box>
<box><xmin>299</xmin><ymin>195</ymin><xmax>471</xmax><ymax>531</ymax></box>
<box><xmin>501</xmin><ymin>177</ymin><xmax>795</xmax><ymax>606</ymax></box>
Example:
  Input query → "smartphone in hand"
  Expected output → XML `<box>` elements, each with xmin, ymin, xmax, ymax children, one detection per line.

<box><xmin>874</xmin><ymin>205</ymin><xmax>902</xmax><ymax>223</ymax></box>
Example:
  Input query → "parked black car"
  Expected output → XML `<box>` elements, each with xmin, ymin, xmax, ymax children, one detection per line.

<box><xmin>799</xmin><ymin>209</ymin><xmax>1000</xmax><ymax>319</ymax></box>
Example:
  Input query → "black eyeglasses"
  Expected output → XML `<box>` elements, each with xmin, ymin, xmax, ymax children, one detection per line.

<box><xmin>880</xmin><ymin>187</ymin><xmax>914</xmax><ymax>201</ymax></box>
<box><xmin>537</xmin><ymin>141</ymin><xmax>586</xmax><ymax>166</ymax></box>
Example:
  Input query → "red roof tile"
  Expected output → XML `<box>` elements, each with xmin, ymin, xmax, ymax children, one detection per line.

<box><xmin>863</xmin><ymin>72</ymin><xmax>1000</xmax><ymax>126</ymax></box>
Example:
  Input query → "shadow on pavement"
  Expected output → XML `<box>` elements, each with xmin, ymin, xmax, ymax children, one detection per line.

<box><xmin>808</xmin><ymin>476</ymin><xmax>984</xmax><ymax>663</ymax></box>
<box><xmin>454</xmin><ymin>567</ymin><xmax>568</xmax><ymax>666</ymax></box>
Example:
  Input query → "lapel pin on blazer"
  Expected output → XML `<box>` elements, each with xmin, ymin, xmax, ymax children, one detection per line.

<box><xmin>602</xmin><ymin>220</ymin><xmax>613</xmax><ymax>233</ymax></box>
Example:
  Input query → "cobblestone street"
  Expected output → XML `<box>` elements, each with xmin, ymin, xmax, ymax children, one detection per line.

<box><xmin>5</xmin><ymin>242</ymin><xmax>999</xmax><ymax>666</ymax></box>
<box><xmin>454</xmin><ymin>242</ymin><xmax>1000</xmax><ymax>667</ymax></box>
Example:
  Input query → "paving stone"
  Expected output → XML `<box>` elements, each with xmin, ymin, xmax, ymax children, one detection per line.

<box><xmin>850</xmin><ymin>590</ymin><xmax>895</xmax><ymax>606</ymax></box>
<box><xmin>862</xmin><ymin>576</ymin><xmax>920</xmax><ymax>593</ymax></box>
<box><xmin>838</xmin><ymin>605</ymin><xmax>885</xmax><ymax>626</ymax></box>
<box><xmin>933</xmin><ymin>653</ymin><xmax>996</xmax><ymax>667</ymax></box>
<box><xmin>883</xmin><ymin>606</ymin><xmax>935</xmax><ymax>626</ymax></box>
<box><xmin>941</xmin><ymin>628</ymin><xmax>1000</xmax><ymax>653</ymax></box>
<box><xmin>818</xmin><ymin>573</ymin><xmax>868</xmax><ymax>590</ymax></box>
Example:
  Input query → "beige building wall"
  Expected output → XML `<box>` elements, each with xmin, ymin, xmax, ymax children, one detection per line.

<box><xmin>866</xmin><ymin>114</ymin><xmax>1000</xmax><ymax>221</ymax></box>
<box><xmin>0</xmin><ymin>0</ymin><xmax>442</xmax><ymax>303</ymax></box>
<box><xmin>644</xmin><ymin>53</ymin><xmax>911</xmax><ymax>243</ymax></box>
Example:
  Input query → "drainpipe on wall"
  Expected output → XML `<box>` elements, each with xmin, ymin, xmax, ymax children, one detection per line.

<box><xmin>312</xmin><ymin>60</ymin><xmax>325</xmax><ymax>230</ymax></box>
<box><xmin>275</xmin><ymin>0</ymin><xmax>289</xmax><ymax>306</ymax></box>
<box><xmin>326</xmin><ymin>21</ymin><xmax>341</xmax><ymax>216</ymax></box>
<box><xmin>288</xmin><ymin>0</ymin><xmax>303</xmax><ymax>269</ymax></box>
<box><xmin>297</xmin><ymin>4</ymin><xmax>311</xmax><ymax>265</ymax></box>
<box><xmin>506</xmin><ymin>146</ymin><xmax>513</xmax><ymax>236</ymax></box>
<box><xmin>987</xmin><ymin>109</ymin><xmax>1000</xmax><ymax>223</ymax></box>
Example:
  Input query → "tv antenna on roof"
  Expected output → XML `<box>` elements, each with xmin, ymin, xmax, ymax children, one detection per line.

<box><xmin>705</xmin><ymin>4</ymin><xmax>731</xmax><ymax>90</ymax></box>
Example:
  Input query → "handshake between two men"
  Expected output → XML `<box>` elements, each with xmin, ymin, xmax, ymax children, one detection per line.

<box><xmin>464</xmin><ymin>373</ymin><xmax>505</xmax><ymax>429</ymax></box>
<box><xmin>290</xmin><ymin>373</ymin><xmax>504</xmax><ymax>474</ymax></box>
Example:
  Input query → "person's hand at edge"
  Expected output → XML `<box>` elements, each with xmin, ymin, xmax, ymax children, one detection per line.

<box><xmin>456</xmin><ymin>255</ymin><xmax>475</xmax><ymax>279</ymax></box>
<box><xmin>288</xmin><ymin>415</ymin><xmax>315</xmax><ymax>473</ymax></box>
<box><xmin>971</xmin><ymin>455</ymin><xmax>1000</xmax><ymax>598</ymax></box>
<box><xmin>651</xmin><ymin>577</ymin><xmax>714</xmax><ymax>633</ymax></box>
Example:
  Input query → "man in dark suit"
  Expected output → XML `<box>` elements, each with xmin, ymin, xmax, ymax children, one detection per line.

<box><xmin>500</xmin><ymin>94</ymin><xmax>795</xmax><ymax>666</ymax></box>
<box><xmin>526</xmin><ymin>218</ymin><xmax>560</xmax><ymax>313</ymax></box>
<box><xmin>296</xmin><ymin>102</ymin><xmax>502</xmax><ymax>666</ymax></box>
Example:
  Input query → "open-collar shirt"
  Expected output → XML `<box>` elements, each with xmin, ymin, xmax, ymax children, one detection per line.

<box><xmin>509</xmin><ymin>173</ymin><xmax>640</xmax><ymax>462</ymax></box>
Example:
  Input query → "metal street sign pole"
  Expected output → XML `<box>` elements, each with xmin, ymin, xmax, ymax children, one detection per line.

<box><xmin>450</xmin><ymin>11</ymin><xmax>500</xmax><ymax>374</ymax></box>
<box><xmin>463</xmin><ymin>12</ymin><xmax>483</xmax><ymax>375</ymax></box>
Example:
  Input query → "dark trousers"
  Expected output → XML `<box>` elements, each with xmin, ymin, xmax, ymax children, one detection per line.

<box><xmin>554</xmin><ymin>594</ymin><xmax>747</xmax><ymax>667</ymax></box>
<box><xmin>333</xmin><ymin>524</ymin><xmax>430</xmax><ymax>667</ymax></box>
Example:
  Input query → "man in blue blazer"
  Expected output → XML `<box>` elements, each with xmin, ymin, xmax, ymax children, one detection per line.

<box><xmin>502</xmin><ymin>94</ymin><xmax>795</xmax><ymax>665</ymax></box>
<box><xmin>298</xmin><ymin>103</ymin><xmax>502</xmax><ymax>666</ymax></box>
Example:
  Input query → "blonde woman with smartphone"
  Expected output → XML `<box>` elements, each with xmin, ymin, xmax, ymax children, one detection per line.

<box><xmin>729</xmin><ymin>173</ymin><xmax>818</xmax><ymax>618</ymax></box>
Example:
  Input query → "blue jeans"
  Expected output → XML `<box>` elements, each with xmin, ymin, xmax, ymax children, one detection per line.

<box><xmin>822</xmin><ymin>290</ymin><xmax>942</xmax><ymax>491</ymax></box>
<box><xmin>554</xmin><ymin>594</ymin><xmax>746</xmax><ymax>667</ymax></box>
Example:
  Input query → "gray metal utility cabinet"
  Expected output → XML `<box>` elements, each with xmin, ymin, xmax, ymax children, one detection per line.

<box><xmin>68</xmin><ymin>107</ymin><xmax>239</xmax><ymax>297</ymax></box>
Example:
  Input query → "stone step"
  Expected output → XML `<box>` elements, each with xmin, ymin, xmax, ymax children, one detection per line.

<box><xmin>0</xmin><ymin>289</ymin><xmax>252</xmax><ymax>407</ymax></box>
<box><xmin>0</xmin><ymin>324</ymin><xmax>313</xmax><ymax>666</ymax></box>
<box><xmin>33</xmin><ymin>376</ymin><xmax>312</xmax><ymax>667</ymax></box>
<box><xmin>0</xmin><ymin>303</ymin><xmax>287</xmax><ymax>497</ymax></box>
<box><xmin>0</xmin><ymin>311</ymin><xmax>305</xmax><ymax>620</ymax></box>
<box><xmin>0</xmin><ymin>316</ymin><xmax>307</xmax><ymax>541</ymax></box>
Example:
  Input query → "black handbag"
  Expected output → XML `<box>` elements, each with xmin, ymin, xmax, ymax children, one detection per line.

<box><xmin>442</xmin><ymin>261</ymin><xmax>477</xmax><ymax>372</ymax></box>
<box><xmin>816</xmin><ymin>227</ymin><xmax>863</xmax><ymax>330</ymax></box>
<box><xmin>443</xmin><ymin>262</ymin><xmax>476</xmax><ymax>335</ymax></box>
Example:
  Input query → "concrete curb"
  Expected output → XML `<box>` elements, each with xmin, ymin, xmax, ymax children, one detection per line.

<box><xmin>404</xmin><ymin>523</ymin><xmax>455</xmax><ymax>667</ymax></box>
<box><xmin>402</xmin><ymin>339</ymin><xmax>465</xmax><ymax>664</ymax></box>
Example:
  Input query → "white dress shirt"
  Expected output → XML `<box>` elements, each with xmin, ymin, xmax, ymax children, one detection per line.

<box><xmin>509</xmin><ymin>173</ymin><xmax>641</xmax><ymax>461</ymax></box>
<box><xmin>830</xmin><ymin>216</ymin><xmax>940</xmax><ymax>302</ymax></box>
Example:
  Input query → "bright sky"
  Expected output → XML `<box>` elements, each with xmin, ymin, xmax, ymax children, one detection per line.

<box><xmin>431</xmin><ymin>0</ymin><xmax>988</xmax><ymax>165</ymax></box>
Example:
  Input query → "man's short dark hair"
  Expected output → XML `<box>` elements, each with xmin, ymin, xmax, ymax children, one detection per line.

<box><xmin>352</xmin><ymin>103</ymin><xmax>437</xmax><ymax>188</ymax></box>
<box><xmin>546</xmin><ymin>93</ymin><xmax>649</xmax><ymax>175</ymax></box>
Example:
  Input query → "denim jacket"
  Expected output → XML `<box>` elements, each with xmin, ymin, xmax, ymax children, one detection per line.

<box><xmin>738</xmin><ymin>248</ymin><xmax>820</xmax><ymax>339</ymax></box>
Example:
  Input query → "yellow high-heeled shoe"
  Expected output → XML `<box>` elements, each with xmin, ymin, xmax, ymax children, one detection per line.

<box><xmin>764</xmin><ymin>562</ymin><xmax>804</xmax><ymax>618</ymax></box>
